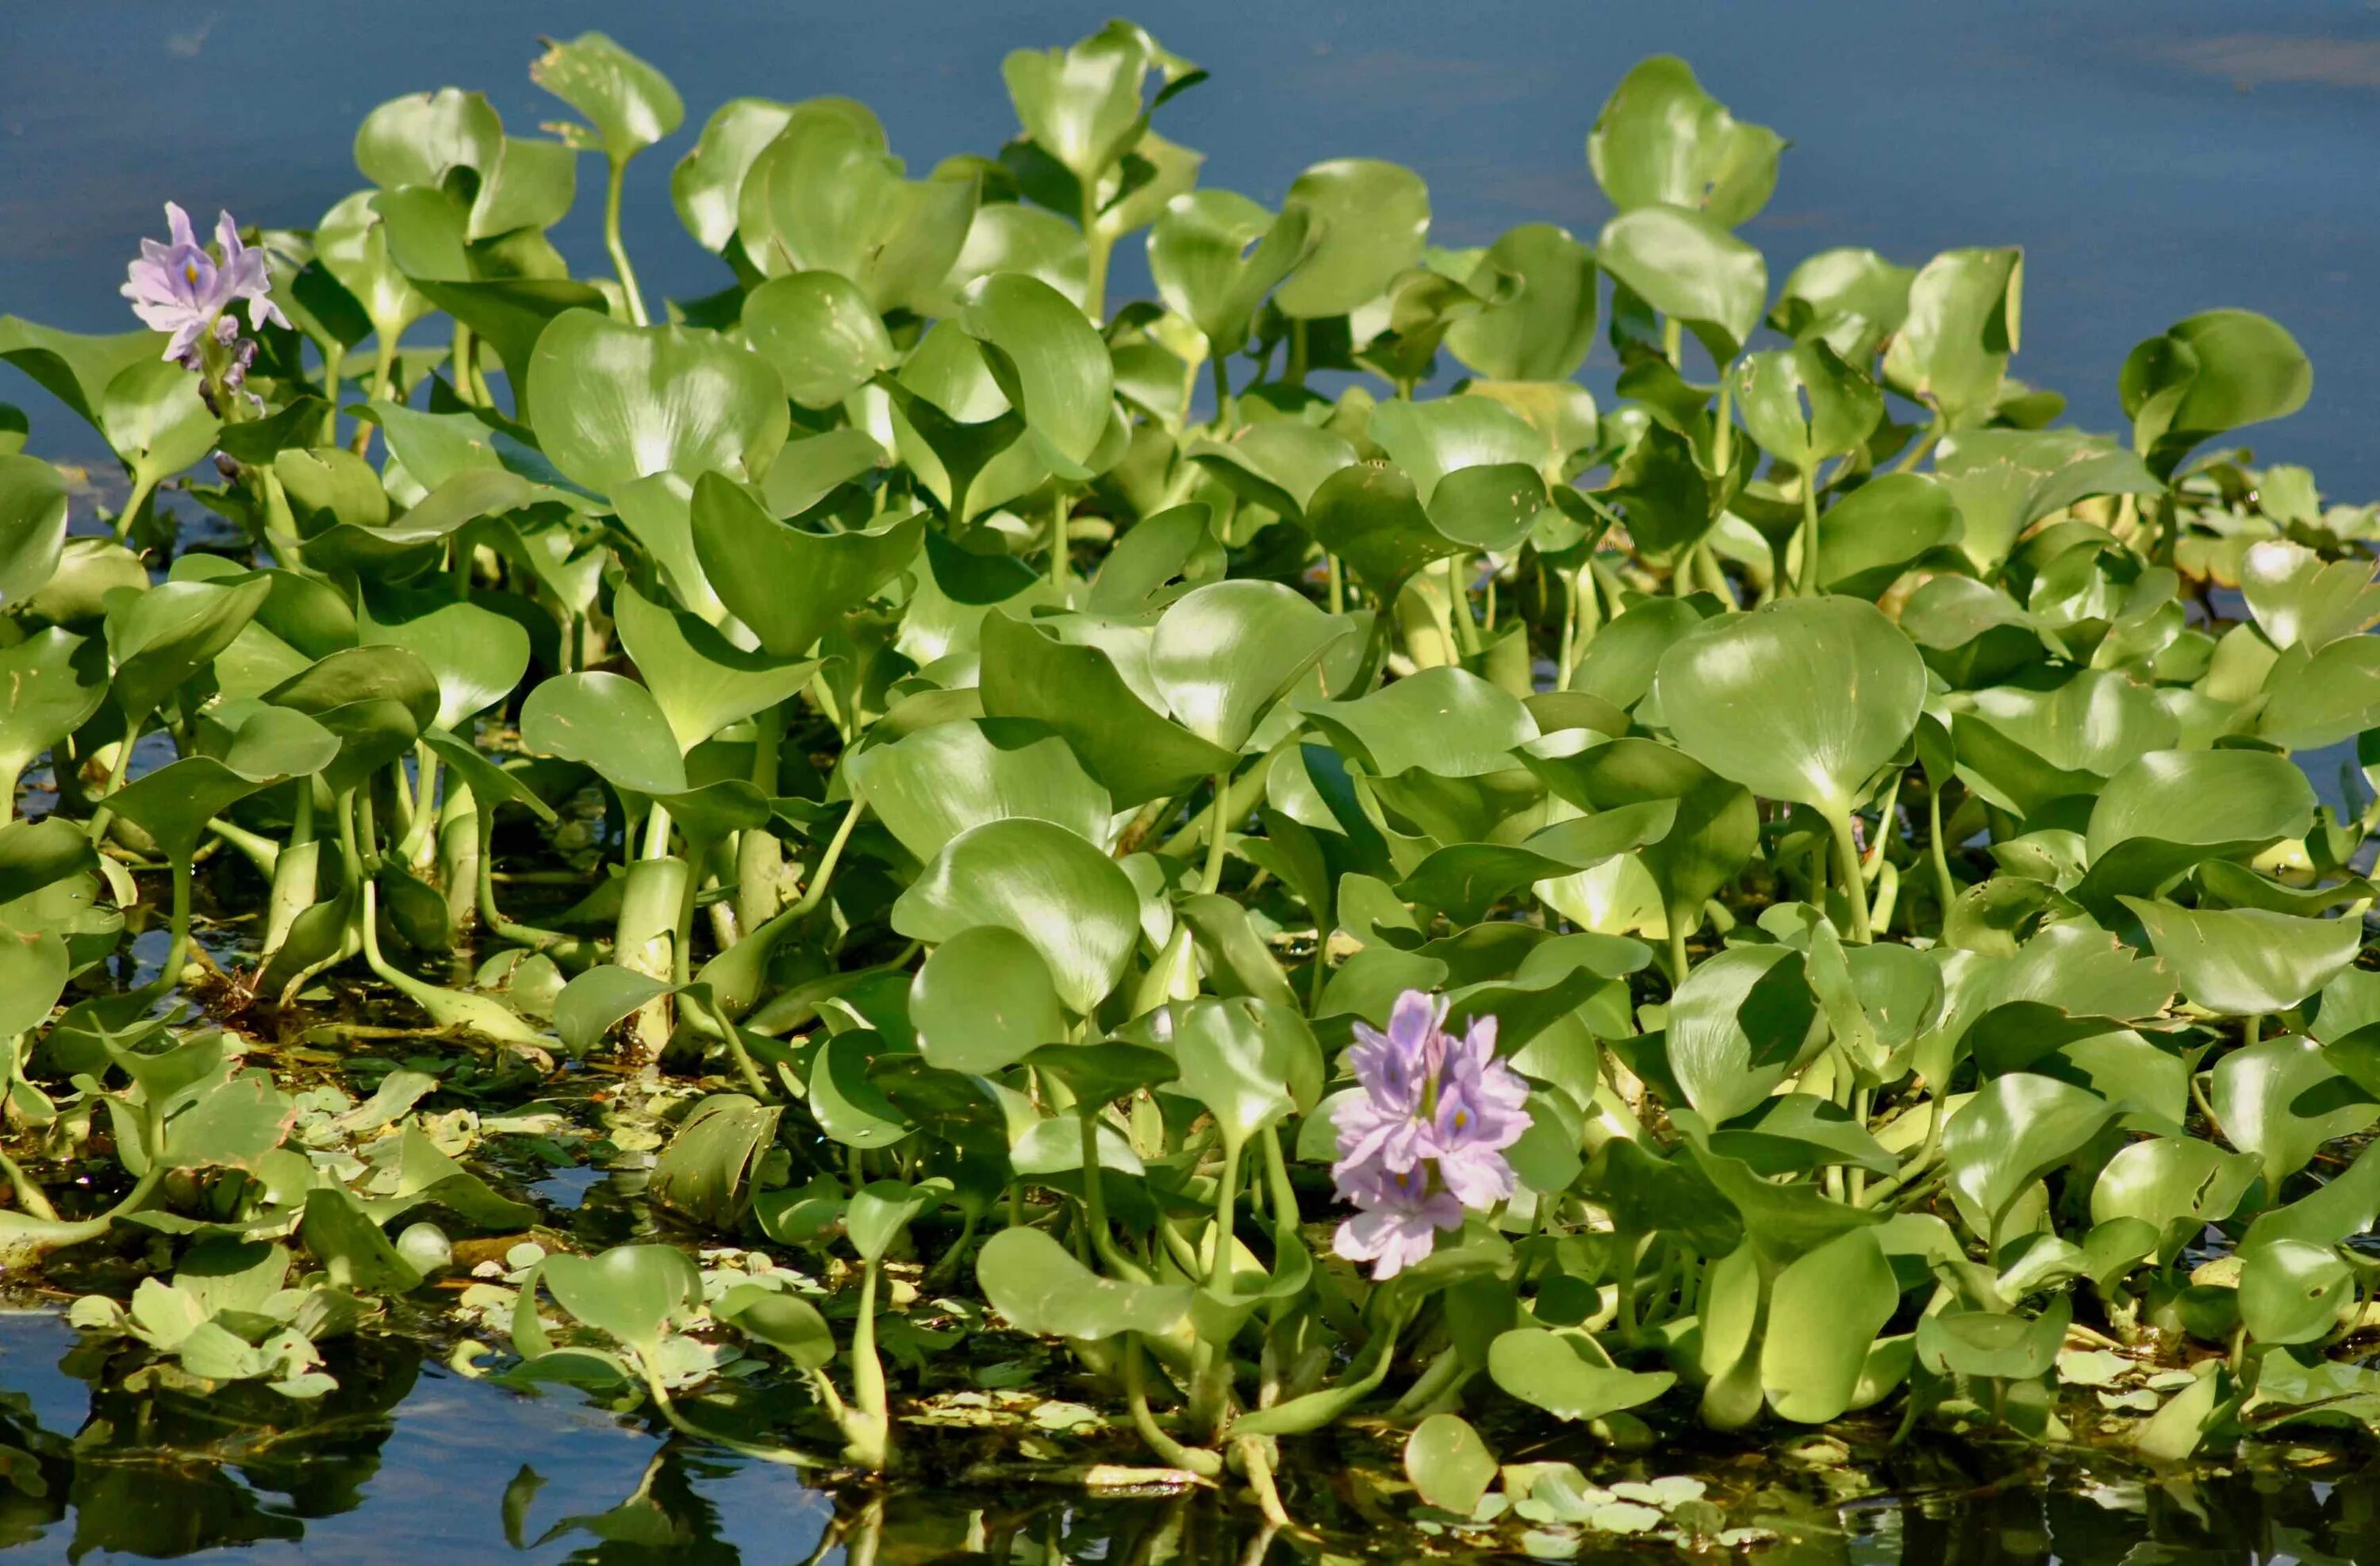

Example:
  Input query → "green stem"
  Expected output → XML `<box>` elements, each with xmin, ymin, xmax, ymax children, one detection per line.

<box><xmin>1827</xmin><ymin>810</ymin><xmax>1874</xmax><ymax>943</ymax></box>
<box><xmin>848</xmin><ymin>1257</ymin><xmax>890</xmax><ymax>1469</ymax></box>
<box><xmin>1891</xmin><ymin>412</ymin><xmax>1943</xmax><ymax>475</ymax></box>
<box><xmin>1928</xmin><ymin>781</ymin><xmax>1957</xmax><ymax>932</ymax></box>
<box><xmin>1122</xmin><ymin>1337</ymin><xmax>1223</xmax><ymax>1477</ymax></box>
<box><xmin>113</xmin><ymin>470</ymin><xmax>157</xmax><ymax>544</ymax></box>
<box><xmin>604</xmin><ymin>157</ymin><xmax>650</xmax><ymax>327</ymax></box>
<box><xmin>1200</xmin><ymin>773</ymin><xmax>1232</xmax><ymax>894</ymax></box>
<box><xmin>1081</xmin><ymin>191</ymin><xmax>1111</xmax><ymax>324</ymax></box>
<box><xmin>1048</xmin><ymin>489</ymin><xmax>1070</xmax><ymax>590</ymax></box>
<box><xmin>1081</xmin><ymin>1107</ymin><xmax>1150</xmax><ymax>1283</ymax></box>
<box><xmin>85</xmin><ymin>717</ymin><xmax>142</xmax><ymax>846</ymax></box>
<box><xmin>353</xmin><ymin>338</ymin><xmax>396</xmax><ymax>456</ymax></box>
<box><xmin>1795</xmin><ymin>471</ymin><xmax>1822</xmax><ymax>597</ymax></box>
<box><xmin>1210</xmin><ymin>354</ymin><xmax>1234</xmax><ymax>434</ymax></box>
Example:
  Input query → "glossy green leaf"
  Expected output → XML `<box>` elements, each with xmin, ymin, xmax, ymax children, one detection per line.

<box><xmin>976</xmin><ymin>1226</ymin><xmax>1190</xmax><ymax>1341</ymax></box>
<box><xmin>1587</xmin><ymin>56</ymin><xmax>1783</xmax><ymax>226</ymax></box>
<box><xmin>1596</xmin><ymin>205</ymin><xmax>1766</xmax><ymax>362</ymax></box>
<box><xmin>1488</xmin><ymin>1326</ymin><xmax>1675</xmax><ymax>1422</ymax></box>
<box><xmin>1943</xmin><ymin>1073</ymin><xmax>2114</xmax><ymax>1241</ymax></box>
<box><xmin>531</xmin><ymin>33</ymin><xmax>684</xmax><ymax>162</ymax></box>
<box><xmin>2120</xmin><ymin>898</ymin><xmax>2359</xmax><ymax>1017</ymax></box>
<box><xmin>1762</xmin><ymin>1227</ymin><xmax>1898</xmax><ymax>1423</ymax></box>
<box><xmin>542</xmin><ymin>1243</ymin><xmax>701</xmax><ymax>1356</ymax></box>
<box><xmin>1273</xmin><ymin>159</ymin><xmax>1430</xmax><ymax>320</ymax></box>
<box><xmin>891</xmin><ymin>818</ymin><xmax>1140</xmax><ymax>1013</ymax></box>
<box><xmin>520</xmin><ymin>672</ymin><xmax>688</xmax><ymax>797</ymax></box>
<box><xmin>688</xmin><ymin>471</ymin><xmax>922</xmax><ymax>658</ymax></box>
<box><xmin>911</xmin><ymin>926</ymin><xmax>1065</xmax><ymax>1074</ymax></box>
<box><xmin>743</xmin><ymin>271</ymin><xmax>899</xmax><ymax>410</ymax></box>
<box><xmin>1653</xmin><ymin>596</ymin><xmax>1925</xmax><ymax>816</ymax></box>
<box><xmin>528</xmin><ymin>311</ymin><xmax>788</xmax><ymax>497</ymax></box>
<box><xmin>1404</xmin><ymin>1414</ymin><xmax>1496</xmax><ymax>1514</ymax></box>
<box><xmin>1883</xmin><ymin>248</ymin><xmax>2021</xmax><ymax>428</ymax></box>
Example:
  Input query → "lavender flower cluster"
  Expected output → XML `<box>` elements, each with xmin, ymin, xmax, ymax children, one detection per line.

<box><xmin>1329</xmin><ymin>990</ymin><xmax>1530</xmax><ymax>1280</ymax></box>
<box><xmin>121</xmin><ymin>203</ymin><xmax>286</xmax><ymax>410</ymax></box>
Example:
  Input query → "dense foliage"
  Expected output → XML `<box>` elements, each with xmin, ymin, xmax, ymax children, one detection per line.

<box><xmin>2</xmin><ymin>19</ymin><xmax>2379</xmax><ymax>1544</ymax></box>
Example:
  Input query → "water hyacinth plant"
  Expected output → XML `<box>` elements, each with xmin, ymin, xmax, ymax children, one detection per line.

<box><xmin>0</xmin><ymin>18</ymin><xmax>2378</xmax><ymax>1549</ymax></box>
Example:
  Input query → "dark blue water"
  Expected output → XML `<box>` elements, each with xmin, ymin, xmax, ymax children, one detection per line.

<box><xmin>4</xmin><ymin>2</ymin><xmax>2378</xmax><ymax>497</ymax></box>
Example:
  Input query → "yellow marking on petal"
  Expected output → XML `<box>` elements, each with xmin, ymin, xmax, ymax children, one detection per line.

<box><xmin>183</xmin><ymin>263</ymin><xmax>198</xmax><ymax>284</ymax></box>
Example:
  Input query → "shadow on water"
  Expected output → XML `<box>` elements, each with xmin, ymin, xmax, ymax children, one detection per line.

<box><xmin>4</xmin><ymin>1307</ymin><xmax>2380</xmax><ymax>1564</ymax></box>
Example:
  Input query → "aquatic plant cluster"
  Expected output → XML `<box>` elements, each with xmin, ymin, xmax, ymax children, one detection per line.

<box><xmin>2</xmin><ymin>19</ymin><xmax>2378</xmax><ymax>1544</ymax></box>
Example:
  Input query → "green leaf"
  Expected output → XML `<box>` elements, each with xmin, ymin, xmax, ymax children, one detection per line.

<box><xmin>1298</xmin><ymin>664</ymin><xmax>1537</xmax><ymax>779</ymax></box>
<box><xmin>1369</xmin><ymin>397</ymin><xmax>1549</xmax><ymax>553</ymax></box>
<box><xmin>1273</xmin><ymin>159</ymin><xmax>1430</xmax><ymax>320</ymax></box>
<box><xmin>317</xmin><ymin>190</ymin><xmax>433</xmax><ymax>344</ymax></box>
<box><xmin>1445</xmin><ymin>225</ymin><xmax>1599</xmax><ymax>382</ymax></box>
<box><xmin>0</xmin><ymin>318</ymin><xmax>161</xmax><ymax>434</ymax></box>
<box><xmin>1596</xmin><ymin>205</ymin><xmax>1766</xmax><ymax>363</ymax></box>
<box><xmin>1733</xmin><ymin>340</ymin><xmax>1882</xmax><ymax>472</ymax></box>
<box><xmin>1301</xmin><ymin>461</ymin><xmax>1461</xmax><ymax>597</ymax></box>
<box><xmin>2075</xmin><ymin>750</ymin><xmax>2315</xmax><ymax>915</ymax></box>
<box><xmin>1665</xmin><ymin>945</ymin><xmax>1816</xmax><ymax>1124</ymax></box>
<box><xmin>0</xmin><ymin>629</ymin><xmax>107</xmax><ymax>792</ymax></box>
<box><xmin>891</xmin><ymin>818</ymin><xmax>1141</xmax><ymax>1014</ymax></box>
<box><xmin>2121</xmin><ymin>309</ymin><xmax>2310</xmax><ymax>478</ymax></box>
<box><xmin>1943</xmin><ymin>1073</ymin><xmax>2114</xmax><ymax>1242</ymax></box>
<box><xmin>688</xmin><ymin>471</ymin><xmax>923</xmax><ymax>659</ymax></box>
<box><xmin>612</xmin><ymin>580</ymin><xmax>816</xmax><ymax>753</ymax></box>
<box><xmin>359</xmin><ymin>589</ymin><xmax>533</xmax><ymax>731</ymax></box>
<box><xmin>1587</xmin><ymin>56</ymin><xmax>1783</xmax><ymax>226</ymax></box>
<box><xmin>977</xmin><ymin>1226</ymin><xmax>1191</xmax><ymax>1341</ymax></box>
<box><xmin>743</xmin><ymin>271</ymin><xmax>899</xmax><ymax>410</ymax></box>
<box><xmin>651</xmin><ymin>1092</ymin><xmax>782</xmax><ymax>1230</ymax></box>
<box><xmin>543</xmin><ymin>1243</ymin><xmax>702</xmax><ymax>1355</ymax></box>
<box><xmin>1001</xmin><ymin>21</ymin><xmax>1192</xmax><ymax>187</ymax></box>
<box><xmin>1169</xmin><ymin>996</ymin><xmax>1320</xmax><ymax>1147</ymax></box>
<box><xmin>1148</xmin><ymin>580</ymin><xmax>1345</xmax><ymax>752</ymax></box>
<box><xmin>554</xmin><ymin>965</ymin><xmax>679</xmax><ymax>1055</ymax></box>
<box><xmin>845</xmin><ymin>1180</ymin><xmax>932</xmax><ymax>1264</ymax></box>
<box><xmin>106</xmin><ymin>707</ymin><xmax>338</xmax><ymax>865</ymax></box>
<box><xmin>1762</xmin><ymin>1227</ymin><xmax>1898</xmax><ymax>1423</ymax></box>
<box><xmin>106</xmin><ymin>574</ymin><xmax>274</xmax><ymax>731</ymax></box>
<box><xmin>911</xmin><ymin>926</ymin><xmax>1065</xmax><ymax>1074</ymax></box>
<box><xmin>1150</xmin><ymin>190</ymin><xmax>1315</xmax><ymax>357</ymax></box>
<box><xmin>2210</xmin><ymin>1035</ymin><xmax>2378</xmax><ymax>1191</ymax></box>
<box><xmin>978</xmin><ymin>609</ymin><xmax>1236</xmax><ymax>806</ymax></box>
<box><xmin>528</xmin><ymin>311</ymin><xmax>788</xmax><ymax>497</ymax></box>
<box><xmin>1189</xmin><ymin>423</ymin><xmax>1358</xmax><ymax>527</ymax></box>
<box><xmin>1883</xmin><ymin>248</ymin><xmax>2022</xmax><ymax>428</ymax></box>
<box><xmin>716</xmin><ymin>1281</ymin><xmax>836</xmax><ymax>1370</ymax></box>
<box><xmin>2239</xmin><ymin>1238</ymin><xmax>2353</xmax><ymax>1348</ymax></box>
<box><xmin>531</xmin><ymin>33</ymin><xmax>684</xmax><ymax>163</ymax></box>
<box><xmin>2258</xmin><ymin>634</ymin><xmax>2380</xmax><ymax>751</ymax></box>
<box><xmin>301</xmin><ymin>1186</ymin><xmax>424</xmax><ymax>1294</ymax></box>
<box><xmin>2090</xmin><ymin>1136</ymin><xmax>2260</xmax><ymax>1265</ymax></box>
<box><xmin>1404</xmin><ymin>1413</ymin><xmax>1497</xmax><ymax>1514</ymax></box>
<box><xmin>520</xmin><ymin>672</ymin><xmax>687</xmax><ymax>797</ymax></box>
<box><xmin>0</xmin><ymin>454</ymin><xmax>67</xmax><ymax>607</ymax></box>
<box><xmin>959</xmin><ymin>273</ymin><xmax>1115</xmax><ymax>474</ymax></box>
<box><xmin>1488</xmin><ymin>1326</ymin><xmax>1675</xmax><ymax>1422</ymax></box>
<box><xmin>1653</xmin><ymin>596</ymin><xmax>1925</xmax><ymax>817</ymax></box>
<box><xmin>2119</xmin><ymin>898</ymin><xmax>2359</xmax><ymax>1017</ymax></box>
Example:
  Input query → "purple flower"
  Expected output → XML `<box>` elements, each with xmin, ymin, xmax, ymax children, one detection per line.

<box><xmin>121</xmin><ymin>204</ymin><xmax>287</xmax><ymax>363</ymax></box>
<box><xmin>1330</xmin><ymin>1159</ymin><xmax>1463</xmax><ymax>1280</ymax></box>
<box><xmin>1326</xmin><ymin>988</ymin><xmax>1532</xmax><ymax>1279</ymax></box>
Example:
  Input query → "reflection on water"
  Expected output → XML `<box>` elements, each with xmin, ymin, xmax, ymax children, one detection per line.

<box><xmin>3</xmin><ymin>1310</ymin><xmax>2378</xmax><ymax>1563</ymax></box>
